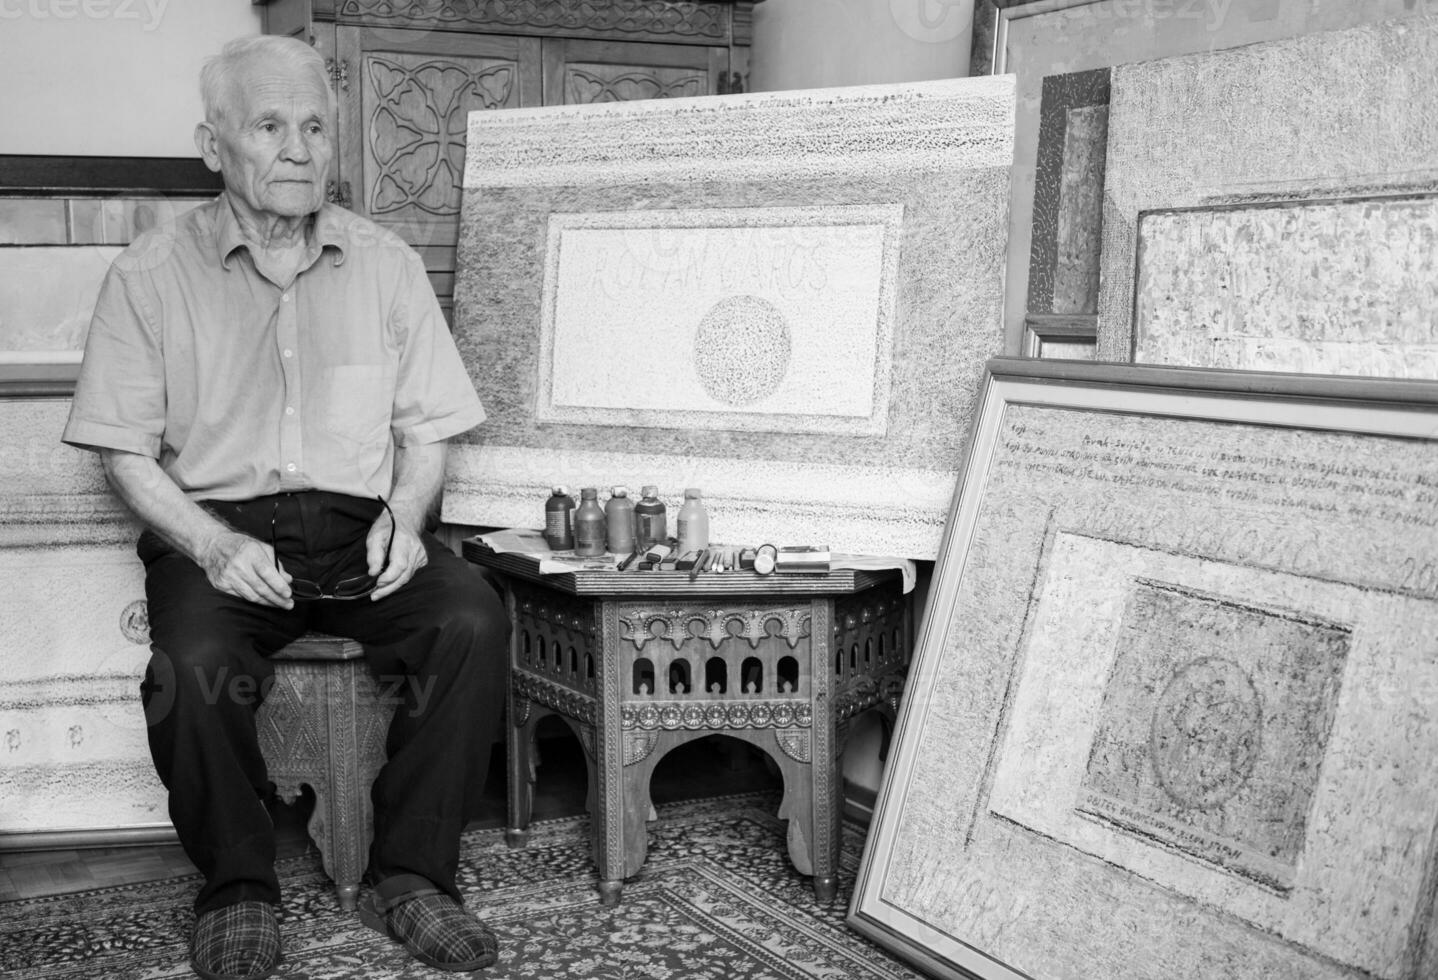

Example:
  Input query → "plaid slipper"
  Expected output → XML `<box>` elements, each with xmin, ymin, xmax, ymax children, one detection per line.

<box><xmin>359</xmin><ymin>876</ymin><xmax>498</xmax><ymax>972</ymax></box>
<box><xmin>189</xmin><ymin>901</ymin><xmax>281</xmax><ymax>980</ymax></box>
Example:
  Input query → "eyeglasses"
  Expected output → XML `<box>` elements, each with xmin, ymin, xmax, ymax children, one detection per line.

<box><xmin>271</xmin><ymin>495</ymin><xmax>393</xmax><ymax>600</ymax></box>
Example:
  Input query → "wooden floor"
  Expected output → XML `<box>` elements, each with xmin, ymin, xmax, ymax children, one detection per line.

<box><xmin>0</xmin><ymin>728</ymin><xmax>782</xmax><ymax>903</ymax></box>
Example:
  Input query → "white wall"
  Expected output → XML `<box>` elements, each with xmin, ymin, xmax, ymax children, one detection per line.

<box><xmin>0</xmin><ymin>0</ymin><xmax>262</xmax><ymax>157</ymax></box>
<box><xmin>0</xmin><ymin>0</ymin><xmax>974</xmax><ymax>156</ymax></box>
<box><xmin>749</xmin><ymin>0</ymin><xmax>972</xmax><ymax>92</ymax></box>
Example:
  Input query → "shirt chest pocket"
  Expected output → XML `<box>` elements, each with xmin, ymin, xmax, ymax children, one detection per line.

<box><xmin>320</xmin><ymin>365</ymin><xmax>396</xmax><ymax>443</ymax></box>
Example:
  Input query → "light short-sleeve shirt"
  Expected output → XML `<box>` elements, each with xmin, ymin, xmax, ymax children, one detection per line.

<box><xmin>62</xmin><ymin>195</ymin><xmax>485</xmax><ymax>501</ymax></box>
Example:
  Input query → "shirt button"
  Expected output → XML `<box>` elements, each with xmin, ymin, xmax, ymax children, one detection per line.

<box><xmin>285</xmin><ymin>406</ymin><xmax>295</xmax><ymax>416</ymax></box>
<box><xmin>283</xmin><ymin>349</ymin><xmax>293</xmax><ymax>358</ymax></box>
<box><xmin>282</xmin><ymin>293</ymin><xmax>291</xmax><ymax>303</ymax></box>
<box><xmin>286</xmin><ymin>463</ymin><xmax>297</xmax><ymax>472</ymax></box>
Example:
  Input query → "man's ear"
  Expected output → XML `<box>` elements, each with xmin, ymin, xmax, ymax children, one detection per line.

<box><xmin>194</xmin><ymin>122</ymin><xmax>222</xmax><ymax>173</ymax></box>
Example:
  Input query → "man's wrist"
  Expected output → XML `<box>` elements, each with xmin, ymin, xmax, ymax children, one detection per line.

<box><xmin>385</xmin><ymin>499</ymin><xmax>429</xmax><ymax>536</ymax></box>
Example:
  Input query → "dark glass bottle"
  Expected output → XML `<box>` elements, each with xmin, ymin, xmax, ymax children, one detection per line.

<box><xmin>544</xmin><ymin>485</ymin><xmax>575</xmax><ymax>551</ymax></box>
<box><xmin>634</xmin><ymin>485</ymin><xmax>667</xmax><ymax>551</ymax></box>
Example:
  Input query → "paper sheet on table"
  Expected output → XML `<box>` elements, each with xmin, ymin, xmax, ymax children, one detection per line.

<box><xmin>829</xmin><ymin>554</ymin><xmax>917</xmax><ymax>593</ymax></box>
<box><xmin>477</xmin><ymin>527</ymin><xmax>621</xmax><ymax>573</ymax></box>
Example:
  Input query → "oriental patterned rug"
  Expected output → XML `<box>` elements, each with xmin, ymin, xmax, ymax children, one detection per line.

<box><xmin>0</xmin><ymin>794</ymin><xmax>922</xmax><ymax>979</ymax></box>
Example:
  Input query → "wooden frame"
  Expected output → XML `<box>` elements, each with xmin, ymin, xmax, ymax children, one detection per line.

<box><xmin>1020</xmin><ymin>312</ymin><xmax>1096</xmax><ymax>359</ymax></box>
<box><xmin>0</xmin><ymin>155</ymin><xmax>221</xmax><ymax>398</ymax></box>
<box><xmin>1023</xmin><ymin>66</ymin><xmax>1108</xmax><ymax>351</ymax></box>
<box><xmin>850</xmin><ymin>357</ymin><xmax>1438</xmax><ymax>980</ymax></box>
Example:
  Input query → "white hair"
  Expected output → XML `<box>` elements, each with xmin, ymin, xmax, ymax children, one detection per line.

<box><xmin>200</xmin><ymin>35</ymin><xmax>330</xmax><ymax>125</ymax></box>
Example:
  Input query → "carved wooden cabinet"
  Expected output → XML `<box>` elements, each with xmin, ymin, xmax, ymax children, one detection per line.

<box><xmin>257</xmin><ymin>0</ymin><xmax>760</xmax><ymax>317</ymax></box>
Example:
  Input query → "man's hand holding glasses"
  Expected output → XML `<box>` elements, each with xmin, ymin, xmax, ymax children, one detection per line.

<box><xmin>270</xmin><ymin>495</ymin><xmax>426</xmax><ymax>603</ymax></box>
<box><xmin>365</xmin><ymin>496</ymin><xmax>429</xmax><ymax>602</ymax></box>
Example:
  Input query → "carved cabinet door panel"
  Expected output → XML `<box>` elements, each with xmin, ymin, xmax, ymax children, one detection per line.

<box><xmin>542</xmin><ymin>38</ymin><xmax>726</xmax><ymax>105</ymax></box>
<box><xmin>336</xmin><ymin>26</ymin><xmax>542</xmax><ymax>254</ymax></box>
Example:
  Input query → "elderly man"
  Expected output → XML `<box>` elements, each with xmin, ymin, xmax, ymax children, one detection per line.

<box><xmin>62</xmin><ymin>35</ymin><xmax>507</xmax><ymax>979</ymax></box>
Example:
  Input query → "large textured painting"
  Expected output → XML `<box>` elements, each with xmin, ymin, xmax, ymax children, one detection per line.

<box><xmin>1135</xmin><ymin>196</ymin><xmax>1438</xmax><ymax>377</ymax></box>
<box><xmin>0</xmin><ymin>547</ymin><xmax>161</xmax><ymax>837</ymax></box>
<box><xmin>981</xmin><ymin>0</ymin><xmax>1427</xmax><ymax>356</ymax></box>
<box><xmin>849</xmin><ymin>358</ymin><xmax>1438</xmax><ymax>980</ymax></box>
<box><xmin>443</xmin><ymin>77</ymin><xmax>1015</xmax><ymax>558</ymax></box>
<box><xmin>0</xmin><ymin>399</ymin><xmax>159</xmax><ymax>844</ymax></box>
<box><xmin>1095</xmin><ymin>17</ymin><xmax>1438</xmax><ymax>362</ymax></box>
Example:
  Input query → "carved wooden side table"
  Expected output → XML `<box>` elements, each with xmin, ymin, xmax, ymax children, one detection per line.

<box><xmin>255</xmin><ymin>633</ymin><xmax>394</xmax><ymax>910</ymax></box>
<box><xmin>464</xmin><ymin>540</ymin><xmax>911</xmax><ymax>905</ymax></box>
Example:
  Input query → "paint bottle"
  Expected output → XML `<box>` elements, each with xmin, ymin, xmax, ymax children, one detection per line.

<box><xmin>605</xmin><ymin>486</ymin><xmax>635</xmax><ymax>555</ymax></box>
<box><xmin>634</xmin><ymin>485</ymin><xmax>667</xmax><ymax>551</ymax></box>
<box><xmin>544</xmin><ymin>486</ymin><xmax>575</xmax><ymax>551</ymax></box>
<box><xmin>574</xmin><ymin>487</ymin><xmax>607</xmax><ymax>557</ymax></box>
<box><xmin>676</xmin><ymin>488</ymin><xmax>709</xmax><ymax>553</ymax></box>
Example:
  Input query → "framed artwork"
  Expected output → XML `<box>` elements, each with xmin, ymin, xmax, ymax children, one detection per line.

<box><xmin>0</xmin><ymin>243</ymin><xmax>122</xmax><ymax>375</ymax></box>
<box><xmin>1021</xmin><ymin>66</ymin><xmax>1109</xmax><ymax>361</ymax></box>
<box><xmin>0</xmin><ymin>154</ymin><xmax>219</xmax><ymax>397</ymax></box>
<box><xmin>978</xmin><ymin>0</ymin><xmax>1429</xmax><ymax>356</ymax></box>
<box><xmin>1095</xmin><ymin>16</ymin><xmax>1438</xmax><ymax>360</ymax></box>
<box><xmin>849</xmin><ymin>357</ymin><xmax>1438</xmax><ymax>980</ymax></box>
<box><xmin>443</xmin><ymin>77</ymin><xmax>1016</xmax><ymax>558</ymax></box>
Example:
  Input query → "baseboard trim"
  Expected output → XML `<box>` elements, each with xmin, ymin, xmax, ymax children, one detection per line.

<box><xmin>0</xmin><ymin>824</ymin><xmax>177</xmax><ymax>852</ymax></box>
<box><xmin>842</xmin><ymin>779</ymin><xmax>877</xmax><ymax>828</ymax></box>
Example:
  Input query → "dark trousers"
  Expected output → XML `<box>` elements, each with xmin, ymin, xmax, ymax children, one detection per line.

<box><xmin>138</xmin><ymin>491</ymin><xmax>508</xmax><ymax>915</ymax></box>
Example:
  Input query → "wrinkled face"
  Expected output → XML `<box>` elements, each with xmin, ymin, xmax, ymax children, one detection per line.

<box><xmin>204</xmin><ymin>54</ymin><xmax>334</xmax><ymax>222</ymax></box>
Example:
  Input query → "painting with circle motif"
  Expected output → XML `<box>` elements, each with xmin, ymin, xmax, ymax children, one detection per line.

<box><xmin>537</xmin><ymin>206</ymin><xmax>902</xmax><ymax>436</ymax></box>
<box><xmin>445</xmin><ymin>77</ymin><xmax>1016</xmax><ymax>558</ymax></box>
<box><xmin>1078</xmin><ymin>580</ymin><xmax>1350</xmax><ymax>892</ymax></box>
<box><xmin>849</xmin><ymin>361</ymin><xmax>1438</xmax><ymax>980</ymax></box>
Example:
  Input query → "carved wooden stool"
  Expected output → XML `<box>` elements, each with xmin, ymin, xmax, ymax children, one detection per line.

<box><xmin>465</xmin><ymin>540</ymin><xmax>911</xmax><ymax>906</ymax></box>
<box><xmin>255</xmin><ymin>633</ymin><xmax>393</xmax><ymax>910</ymax></box>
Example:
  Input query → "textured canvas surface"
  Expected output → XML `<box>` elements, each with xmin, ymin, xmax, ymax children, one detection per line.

<box><xmin>0</xmin><ymin>544</ymin><xmax>160</xmax><ymax>835</ymax></box>
<box><xmin>989</xmin><ymin>0</ymin><xmax>1428</xmax><ymax>353</ymax></box>
<box><xmin>1135</xmin><ymin>196</ymin><xmax>1438</xmax><ymax>377</ymax></box>
<box><xmin>444</xmin><ymin>77</ymin><xmax>1015</xmax><ymax>558</ymax></box>
<box><xmin>1098</xmin><ymin>16</ymin><xmax>1438</xmax><ymax>361</ymax></box>
<box><xmin>0</xmin><ymin>399</ymin><xmax>157</xmax><ymax>839</ymax></box>
<box><xmin>537</xmin><ymin>205</ymin><xmax>903</xmax><ymax>435</ymax></box>
<box><xmin>859</xmin><ymin>373</ymin><xmax>1438</xmax><ymax>980</ymax></box>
